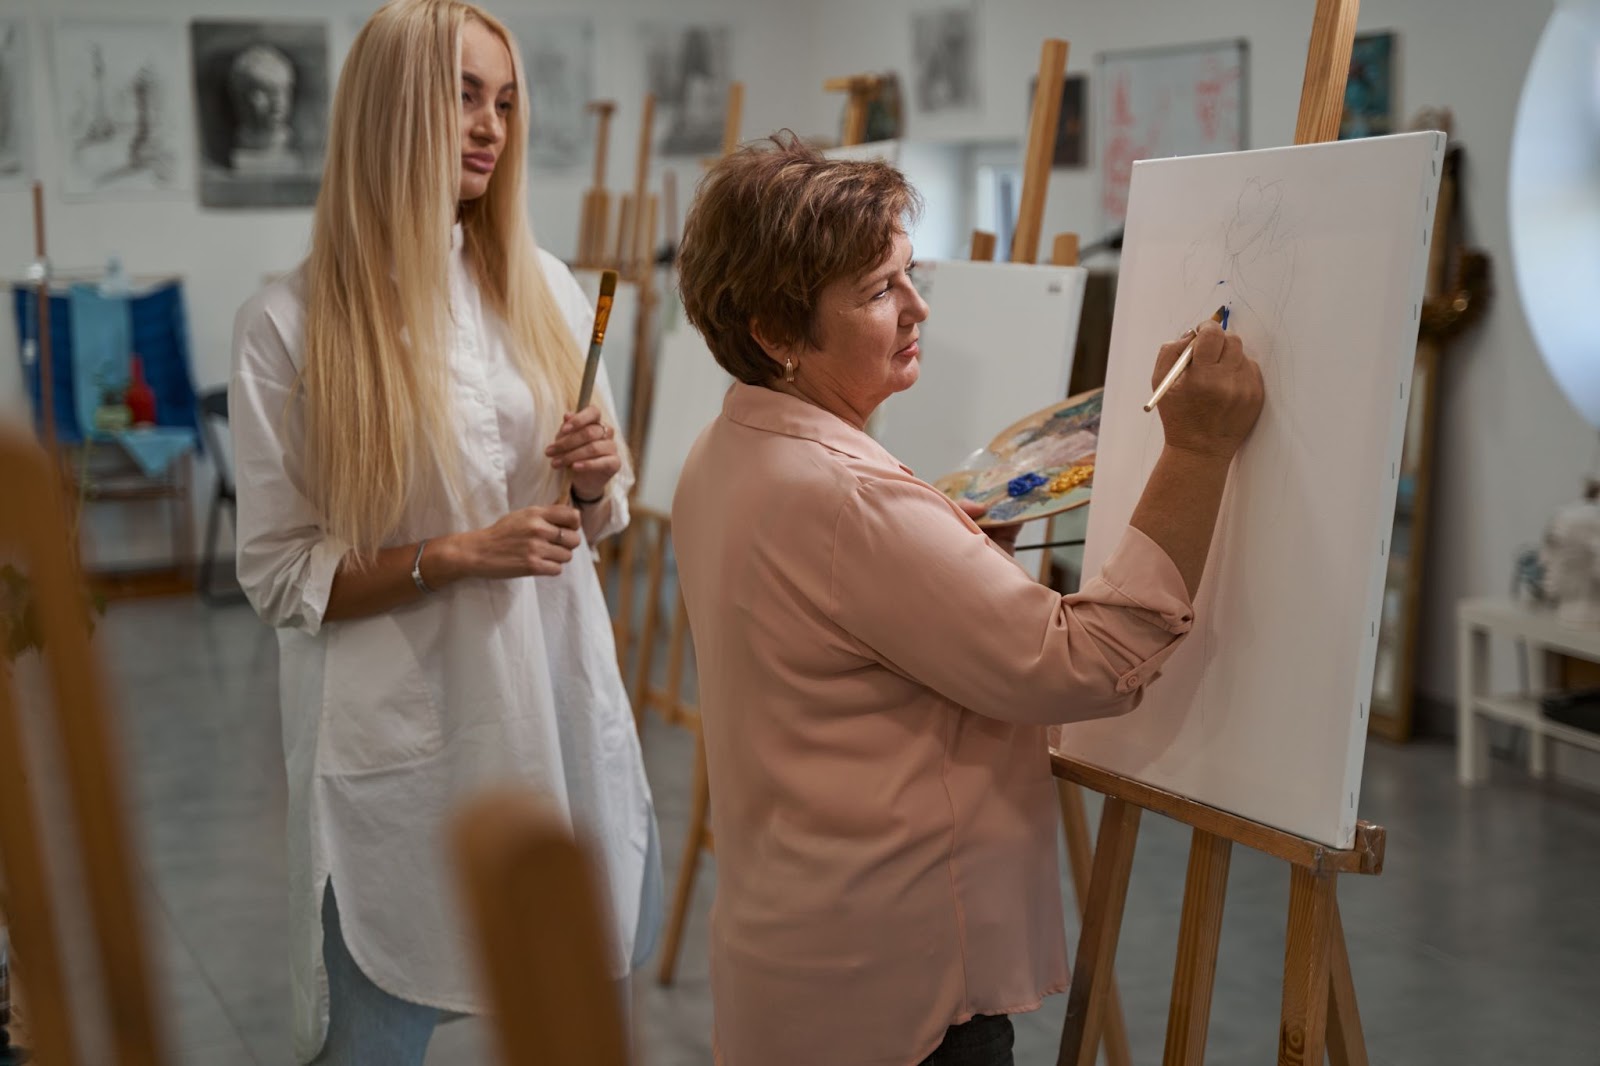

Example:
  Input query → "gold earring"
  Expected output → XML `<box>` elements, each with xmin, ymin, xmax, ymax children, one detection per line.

<box><xmin>783</xmin><ymin>358</ymin><xmax>796</xmax><ymax>383</ymax></box>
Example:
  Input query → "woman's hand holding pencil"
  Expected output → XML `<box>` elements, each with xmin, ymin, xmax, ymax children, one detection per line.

<box><xmin>1146</xmin><ymin>317</ymin><xmax>1265</xmax><ymax>462</ymax></box>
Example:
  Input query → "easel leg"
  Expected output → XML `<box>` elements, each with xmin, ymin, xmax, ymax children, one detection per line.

<box><xmin>615</xmin><ymin>525</ymin><xmax>640</xmax><ymax>727</ymax></box>
<box><xmin>1325</xmin><ymin>899</ymin><xmax>1368</xmax><ymax>1066</ymax></box>
<box><xmin>1058</xmin><ymin>798</ymin><xmax>1141</xmax><ymax>1066</ymax></box>
<box><xmin>1163</xmin><ymin>829</ymin><xmax>1232</xmax><ymax>1065</ymax></box>
<box><xmin>1057</xmin><ymin>781</ymin><xmax>1133</xmax><ymax>1066</ymax></box>
<box><xmin>663</xmin><ymin>589</ymin><xmax>691</xmax><ymax>728</ymax></box>
<box><xmin>632</xmin><ymin>519</ymin><xmax>668</xmax><ymax>707</ymax></box>
<box><xmin>658</xmin><ymin>733</ymin><xmax>711</xmax><ymax>986</ymax></box>
<box><xmin>1278</xmin><ymin>868</ymin><xmax>1335</xmax><ymax>1066</ymax></box>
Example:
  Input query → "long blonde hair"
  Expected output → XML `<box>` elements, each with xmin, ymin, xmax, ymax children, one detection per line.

<box><xmin>300</xmin><ymin>0</ymin><xmax>613</xmax><ymax>559</ymax></box>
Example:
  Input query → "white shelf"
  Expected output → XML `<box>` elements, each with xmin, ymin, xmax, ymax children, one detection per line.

<box><xmin>1458</xmin><ymin>598</ymin><xmax>1600</xmax><ymax>787</ymax></box>
<box><xmin>1474</xmin><ymin>695</ymin><xmax>1600</xmax><ymax>754</ymax></box>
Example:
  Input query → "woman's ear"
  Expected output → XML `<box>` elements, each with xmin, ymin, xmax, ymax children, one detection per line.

<box><xmin>748</xmin><ymin>318</ymin><xmax>792</xmax><ymax>376</ymax></box>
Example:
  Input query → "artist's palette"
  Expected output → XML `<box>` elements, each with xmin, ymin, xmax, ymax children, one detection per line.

<box><xmin>933</xmin><ymin>389</ymin><xmax>1102</xmax><ymax>527</ymax></box>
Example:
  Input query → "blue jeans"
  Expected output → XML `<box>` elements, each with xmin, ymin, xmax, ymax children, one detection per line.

<box><xmin>311</xmin><ymin>888</ymin><xmax>442</xmax><ymax>1066</ymax></box>
<box><xmin>310</xmin><ymin>887</ymin><xmax>634</xmax><ymax>1064</ymax></box>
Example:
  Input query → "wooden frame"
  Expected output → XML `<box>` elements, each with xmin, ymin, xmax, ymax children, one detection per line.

<box><xmin>0</xmin><ymin>427</ymin><xmax>167</xmax><ymax>1066</ymax></box>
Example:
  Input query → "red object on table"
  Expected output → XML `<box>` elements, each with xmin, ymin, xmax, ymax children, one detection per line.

<box><xmin>125</xmin><ymin>354</ymin><xmax>157</xmax><ymax>426</ymax></box>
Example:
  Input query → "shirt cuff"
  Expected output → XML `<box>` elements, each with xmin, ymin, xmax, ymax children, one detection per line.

<box><xmin>297</xmin><ymin>536</ymin><xmax>347</xmax><ymax>635</ymax></box>
<box><xmin>1066</xmin><ymin>526</ymin><xmax>1195</xmax><ymax>694</ymax></box>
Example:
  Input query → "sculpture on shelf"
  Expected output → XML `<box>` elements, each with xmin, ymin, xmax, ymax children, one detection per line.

<box><xmin>1540</xmin><ymin>479</ymin><xmax>1600</xmax><ymax>626</ymax></box>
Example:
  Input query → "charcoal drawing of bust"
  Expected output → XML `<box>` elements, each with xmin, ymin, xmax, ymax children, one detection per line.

<box><xmin>226</xmin><ymin>43</ymin><xmax>298</xmax><ymax>172</ymax></box>
<box><xmin>191</xmin><ymin>20</ymin><xmax>329</xmax><ymax>209</ymax></box>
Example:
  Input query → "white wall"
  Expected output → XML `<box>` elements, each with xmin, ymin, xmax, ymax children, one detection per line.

<box><xmin>808</xmin><ymin>0</ymin><xmax>1592</xmax><ymax>708</ymax></box>
<box><xmin>1</xmin><ymin>0</ymin><xmax>822</xmax><ymax>409</ymax></box>
<box><xmin>0</xmin><ymin>0</ymin><xmax>825</xmax><ymax>566</ymax></box>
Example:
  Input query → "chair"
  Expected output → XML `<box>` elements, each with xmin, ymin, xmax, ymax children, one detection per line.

<box><xmin>452</xmin><ymin>788</ymin><xmax>630</xmax><ymax>1066</ymax></box>
<box><xmin>196</xmin><ymin>387</ymin><xmax>243</xmax><ymax>604</ymax></box>
<box><xmin>0</xmin><ymin>427</ymin><xmax>168</xmax><ymax>1066</ymax></box>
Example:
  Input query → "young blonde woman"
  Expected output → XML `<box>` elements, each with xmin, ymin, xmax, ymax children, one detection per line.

<box><xmin>229</xmin><ymin>2</ymin><xmax>660</xmax><ymax>1061</ymax></box>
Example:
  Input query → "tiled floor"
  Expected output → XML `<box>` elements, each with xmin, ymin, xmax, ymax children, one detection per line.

<box><xmin>33</xmin><ymin>594</ymin><xmax>1600</xmax><ymax>1063</ymax></box>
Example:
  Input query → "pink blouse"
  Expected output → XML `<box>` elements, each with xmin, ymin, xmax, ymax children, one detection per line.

<box><xmin>671</xmin><ymin>383</ymin><xmax>1194</xmax><ymax>1066</ymax></box>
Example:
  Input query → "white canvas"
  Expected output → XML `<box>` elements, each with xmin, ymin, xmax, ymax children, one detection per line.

<box><xmin>1057</xmin><ymin>132</ymin><xmax>1446</xmax><ymax>849</ymax></box>
<box><xmin>635</xmin><ymin>317</ymin><xmax>730</xmax><ymax>517</ymax></box>
<box><xmin>874</xmin><ymin>260</ymin><xmax>1086</xmax><ymax>484</ymax></box>
<box><xmin>572</xmin><ymin>270</ymin><xmax>640</xmax><ymax>427</ymax></box>
<box><xmin>53</xmin><ymin>19</ymin><xmax>193</xmax><ymax>199</ymax></box>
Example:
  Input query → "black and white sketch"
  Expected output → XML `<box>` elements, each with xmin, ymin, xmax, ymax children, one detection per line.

<box><xmin>54</xmin><ymin>19</ymin><xmax>192</xmax><ymax>199</ymax></box>
<box><xmin>191</xmin><ymin>20</ymin><xmax>329</xmax><ymax>208</ymax></box>
<box><xmin>505</xmin><ymin>16</ymin><xmax>594</xmax><ymax>170</ymax></box>
<box><xmin>640</xmin><ymin>23</ymin><xmax>731</xmax><ymax>158</ymax></box>
<box><xmin>0</xmin><ymin>20</ymin><xmax>31</xmax><ymax>185</ymax></box>
<box><xmin>912</xmin><ymin>5</ymin><xmax>981</xmax><ymax>115</ymax></box>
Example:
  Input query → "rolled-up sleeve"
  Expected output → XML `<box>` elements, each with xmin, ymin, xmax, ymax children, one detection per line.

<box><xmin>229</xmin><ymin>296</ymin><xmax>347</xmax><ymax>635</ymax></box>
<box><xmin>829</xmin><ymin>477</ymin><xmax>1193</xmax><ymax>725</ymax></box>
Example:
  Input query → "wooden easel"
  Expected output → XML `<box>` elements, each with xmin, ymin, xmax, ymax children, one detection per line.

<box><xmin>823</xmin><ymin>74</ymin><xmax>886</xmax><ymax>147</ymax></box>
<box><xmin>1052</xmin><ymin>4</ymin><xmax>1382</xmax><ymax>1065</ymax></box>
<box><xmin>576</xmin><ymin>101</ymin><xmax>617</xmax><ymax>269</ymax></box>
<box><xmin>962</xmin><ymin>41</ymin><xmax>1133</xmax><ymax>1066</ymax></box>
<box><xmin>0</xmin><ymin>428</ymin><xmax>167</xmax><ymax>1066</ymax></box>
<box><xmin>31</xmin><ymin>182</ymin><xmax>58</xmax><ymax>454</ymax></box>
<box><xmin>621</xmin><ymin>78</ymin><xmax>746</xmax><ymax>704</ymax></box>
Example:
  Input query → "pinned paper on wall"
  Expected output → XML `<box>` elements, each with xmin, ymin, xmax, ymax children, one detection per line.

<box><xmin>1095</xmin><ymin>39</ymin><xmax>1247</xmax><ymax>235</ymax></box>
<box><xmin>504</xmin><ymin>15</ymin><xmax>595</xmax><ymax>170</ymax></box>
<box><xmin>1057</xmin><ymin>131</ymin><xmax>1446</xmax><ymax>849</ymax></box>
<box><xmin>0</xmin><ymin>19</ymin><xmax>33</xmax><ymax>186</ymax></box>
<box><xmin>54</xmin><ymin>18</ymin><xmax>194</xmax><ymax>199</ymax></box>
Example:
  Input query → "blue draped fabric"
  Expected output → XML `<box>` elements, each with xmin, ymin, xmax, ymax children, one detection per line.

<box><xmin>11</xmin><ymin>279</ymin><xmax>202</xmax><ymax>466</ymax></box>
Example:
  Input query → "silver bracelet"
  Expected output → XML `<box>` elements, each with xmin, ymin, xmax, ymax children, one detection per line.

<box><xmin>412</xmin><ymin>539</ymin><xmax>435</xmax><ymax>594</ymax></box>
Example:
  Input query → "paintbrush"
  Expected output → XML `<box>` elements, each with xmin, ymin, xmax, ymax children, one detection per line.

<box><xmin>557</xmin><ymin>269</ymin><xmax>619</xmax><ymax>504</ymax></box>
<box><xmin>1143</xmin><ymin>304</ymin><xmax>1229</xmax><ymax>412</ymax></box>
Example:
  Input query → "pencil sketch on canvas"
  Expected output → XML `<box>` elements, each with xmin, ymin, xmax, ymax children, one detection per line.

<box><xmin>192</xmin><ymin>20</ymin><xmax>330</xmax><ymax>208</ymax></box>
<box><xmin>1058</xmin><ymin>133</ymin><xmax>1445</xmax><ymax>849</ymax></box>
<box><xmin>54</xmin><ymin>19</ymin><xmax>191</xmax><ymax>199</ymax></box>
<box><xmin>504</xmin><ymin>15</ymin><xmax>594</xmax><ymax>170</ymax></box>
<box><xmin>912</xmin><ymin>5</ymin><xmax>981</xmax><ymax>115</ymax></box>
<box><xmin>0</xmin><ymin>20</ymin><xmax>31</xmax><ymax>185</ymax></box>
<box><xmin>640</xmin><ymin>23</ymin><xmax>731</xmax><ymax>158</ymax></box>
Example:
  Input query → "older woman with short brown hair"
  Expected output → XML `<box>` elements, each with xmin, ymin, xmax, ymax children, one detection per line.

<box><xmin>671</xmin><ymin>134</ymin><xmax>1263</xmax><ymax>1066</ymax></box>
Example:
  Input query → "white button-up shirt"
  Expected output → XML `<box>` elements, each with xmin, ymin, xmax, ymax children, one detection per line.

<box><xmin>230</xmin><ymin>232</ymin><xmax>660</xmax><ymax>1063</ymax></box>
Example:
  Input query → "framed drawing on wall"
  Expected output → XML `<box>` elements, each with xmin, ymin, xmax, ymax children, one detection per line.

<box><xmin>191</xmin><ymin>19</ymin><xmax>330</xmax><ymax>208</ymax></box>
<box><xmin>1095</xmin><ymin>39</ymin><xmax>1247</xmax><ymax>236</ymax></box>
<box><xmin>0</xmin><ymin>19</ymin><xmax>33</xmax><ymax>188</ymax></box>
<box><xmin>53</xmin><ymin>18</ymin><xmax>194</xmax><ymax>199</ymax></box>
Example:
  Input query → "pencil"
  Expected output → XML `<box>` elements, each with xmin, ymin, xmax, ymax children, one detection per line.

<box><xmin>1143</xmin><ymin>305</ymin><xmax>1227</xmax><ymax>412</ymax></box>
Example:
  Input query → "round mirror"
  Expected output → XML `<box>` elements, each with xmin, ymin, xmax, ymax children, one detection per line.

<box><xmin>1509</xmin><ymin>1</ymin><xmax>1600</xmax><ymax>427</ymax></box>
